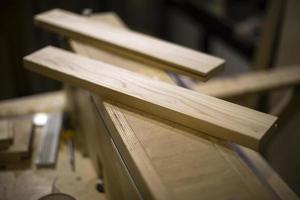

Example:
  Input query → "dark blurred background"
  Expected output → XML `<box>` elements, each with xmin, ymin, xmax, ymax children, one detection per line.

<box><xmin>0</xmin><ymin>0</ymin><xmax>300</xmax><ymax>195</ymax></box>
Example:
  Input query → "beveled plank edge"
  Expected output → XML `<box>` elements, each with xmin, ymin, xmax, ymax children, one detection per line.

<box><xmin>92</xmin><ymin>95</ymin><xmax>173</xmax><ymax>200</ymax></box>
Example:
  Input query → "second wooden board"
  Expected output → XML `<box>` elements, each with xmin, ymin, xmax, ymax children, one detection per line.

<box><xmin>24</xmin><ymin>46</ymin><xmax>277</xmax><ymax>151</ymax></box>
<box><xmin>34</xmin><ymin>9</ymin><xmax>224</xmax><ymax>80</ymax></box>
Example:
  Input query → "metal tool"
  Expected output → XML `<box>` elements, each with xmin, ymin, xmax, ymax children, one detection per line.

<box><xmin>36</xmin><ymin>112</ymin><xmax>63</xmax><ymax>168</ymax></box>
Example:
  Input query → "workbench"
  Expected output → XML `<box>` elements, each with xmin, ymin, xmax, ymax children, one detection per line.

<box><xmin>0</xmin><ymin>91</ymin><xmax>105</xmax><ymax>200</ymax></box>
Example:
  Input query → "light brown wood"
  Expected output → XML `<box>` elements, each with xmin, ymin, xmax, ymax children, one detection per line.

<box><xmin>0</xmin><ymin>117</ymin><xmax>33</xmax><ymax>163</ymax></box>
<box><xmin>24</xmin><ymin>46</ymin><xmax>277</xmax><ymax>151</ymax></box>
<box><xmin>0</xmin><ymin>120</ymin><xmax>13</xmax><ymax>149</ymax></box>
<box><xmin>193</xmin><ymin>65</ymin><xmax>300</xmax><ymax>99</ymax></box>
<box><xmin>0</xmin><ymin>91</ymin><xmax>66</xmax><ymax>118</ymax></box>
<box><xmin>93</xmin><ymin>97</ymin><xmax>278</xmax><ymax>200</ymax></box>
<box><xmin>34</xmin><ymin>9</ymin><xmax>225</xmax><ymax>80</ymax></box>
<box><xmin>69</xmin><ymin>13</ymin><xmax>298</xmax><ymax>200</ymax></box>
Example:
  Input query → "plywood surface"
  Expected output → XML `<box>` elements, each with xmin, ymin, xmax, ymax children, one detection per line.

<box><xmin>96</xmin><ymin>99</ymin><xmax>278</xmax><ymax>200</ymax></box>
<box><xmin>67</xmin><ymin>12</ymin><xmax>298</xmax><ymax>200</ymax></box>
<box><xmin>24</xmin><ymin>46</ymin><xmax>277</xmax><ymax>151</ymax></box>
<box><xmin>34</xmin><ymin>9</ymin><xmax>225</xmax><ymax>80</ymax></box>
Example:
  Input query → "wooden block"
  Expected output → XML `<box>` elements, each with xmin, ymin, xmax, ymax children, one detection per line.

<box><xmin>0</xmin><ymin>120</ymin><xmax>13</xmax><ymax>150</ymax></box>
<box><xmin>24</xmin><ymin>46</ymin><xmax>277</xmax><ymax>151</ymax></box>
<box><xmin>34</xmin><ymin>9</ymin><xmax>225</xmax><ymax>80</ymax></box>
<box><xmin>193</xmin><ymin>65</ymin><xmax>300</xmax><ymax>99</ymax></box>
<box><xmin>0</xmin><ymin>117</ymin><xmax>33</xmax><ymax>163</ymax></box>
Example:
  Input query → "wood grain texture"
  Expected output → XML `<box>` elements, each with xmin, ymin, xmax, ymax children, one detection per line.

<box><xmin>34</xmin><ymin>9</ymin><xmax>225</xmax><ymax>80</ymax></box>
<box><xmin>24</xmin><ymin>46</ymin><xmax>277</xmax><ymax>151</ymax></box>
<box><xmin>193</xmin><ymin>65</ymin><xmax>300</xmax><ymax>99</ymax></box>
<box><xmin>94</xmin><ymin>97</ymin><xmax>278</xmax><ymax>200</ymax></box>
<box><xmin>69</xmin><ymin>13</ymin><xmax>298</xmax><ymax>200</ymax></box>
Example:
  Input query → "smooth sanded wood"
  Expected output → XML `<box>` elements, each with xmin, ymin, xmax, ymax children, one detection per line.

<box><xmin>70</xmin><ymin>13</ymin><xmax>297</xmax><ymax>200</ymax></box>
<box><xmin>34</xmin><ymin>9</ymin><xmax>225</xmax><ymax>80</ymax></box>
<box><xmin>193</xmin><ymin>65</ymin><xmax>300</xmax><ymax>99</ymax></box>
<box><xmin>24</xmin><ymin>46</ymin><xmax>277</xmax><ymax>151</ymax></box>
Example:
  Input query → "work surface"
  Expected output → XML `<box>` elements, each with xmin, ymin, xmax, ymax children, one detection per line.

<box><xmin>0</xmin><ymin>91</ymin><xmax>105</xmax><ymax>200</ymax></box>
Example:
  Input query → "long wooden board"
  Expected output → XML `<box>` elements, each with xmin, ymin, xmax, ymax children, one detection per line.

<box><xmin>34</xmin><ymin>9</ymin><xmax>225</xmax><ymax>80</ymax></box>
<box><xmin>193</xmin><ymin>65</ymin><xmax>300</xmax><ymax>99</ymax></box>
<box><xmin>69</xmin><ymin>13</ymin><xmax>298</xmax><ymax>200</ymax></box>
<box><xmin>24</xmin><ymin>46</ymin><xmax>277</xmax><ymax>151</ymax></box>
<box><xmin>0</xmin><ymin>91</ymin><xmax>66</xmax><ymax>118</ymax></box>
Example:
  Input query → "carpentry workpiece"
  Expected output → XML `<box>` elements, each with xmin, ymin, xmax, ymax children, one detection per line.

<box><xmin>65</xmin><ymin>13</ymin><xmax>299</xmax><ymax>200</ymax></box>
<box><xmin>194</xmin><ymin>65</ymin><xmax>300</xmax><ymax>99</ymax></box>
<box><xmin>24</xmin><ymin>46</ymin><xmax>277</xmax><ymax>151</ymax></box>
<box><xmin>34</xmin><ymin>9</ymin><xmax>225</xmax><ymax>80</ymax></box>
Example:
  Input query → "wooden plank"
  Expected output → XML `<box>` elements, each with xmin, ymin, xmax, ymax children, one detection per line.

<box><xmin>96</xmin><ymin>98</ymin><xmax>280</xmax><ymax>200</ymax></box>
<box><xmin>0</xmin><ymin>120</ymin><xmax>13</xmax><ymax>150</ymax></box>
<box><xmin>193</xmin><ymin>65</ymin><xmax>300</xmax><ymax>99</ymax></box>
<box><xmin>0</xmin><ymin>91</ymin><xmax>66</xmax><ymax>118</ymax></box>
<box><xmin>0</xmin><ymin>117</ymin><xmax>33</xmax><ymax>163</ymax></box>
<box><xmin>24</xmin><ymin>46</ymin><xmax>277</xmax><ymax>151</ymax></box>
<box><xmin>34</xmin><ymin>9</ymin><xmax>225</xmax><ymax>80</ymax></box>
<box><xmin>70</xmin><ymin>13</ymin><xmax>297</xmax><ymax>200</ymax></box>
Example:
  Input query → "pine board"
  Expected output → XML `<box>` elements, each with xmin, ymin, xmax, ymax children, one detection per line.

<box><xmin>24</xmin><ymin>46</ymin><xmax>277</xmax><ymax>151</ymax></box>
<box><xmin>34</xmin><ymin>9</ymin><xmax>225</xmax><ymax>80</ymax></box>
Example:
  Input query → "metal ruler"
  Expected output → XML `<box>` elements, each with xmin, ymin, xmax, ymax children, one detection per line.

<box><xmin>36</xmin><ymin>112</ymin><xmax>63</xmax><ymax>168</ymax></box>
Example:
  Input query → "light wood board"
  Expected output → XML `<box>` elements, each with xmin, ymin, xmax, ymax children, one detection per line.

<box><xmin>34</xmin><ymin>9</ymin><xmax>225</xmax><ymax>80</ymax></box>
<box><xmin>193</xmin><ymin>65</ymin><xmax>300</xmax><ymax>99</ymax></box>
<box><xmin>0</xmin><ymin>117</ymin><xmax>33</xmax><ymax>163</ymax></box>
<box><xmin>68</xmin><ymin>12</ymin><xmax>299</xmax><ymax>200</ymax></box>
<box><xmin>0</xmin><ymin>91</ymin><xmax>66</xmax><ymax>118</ymax></box>
<box><xmin>24</xmin><ymin>46</ymin><xmax>277</xmax><ymax>151</ymax></box>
